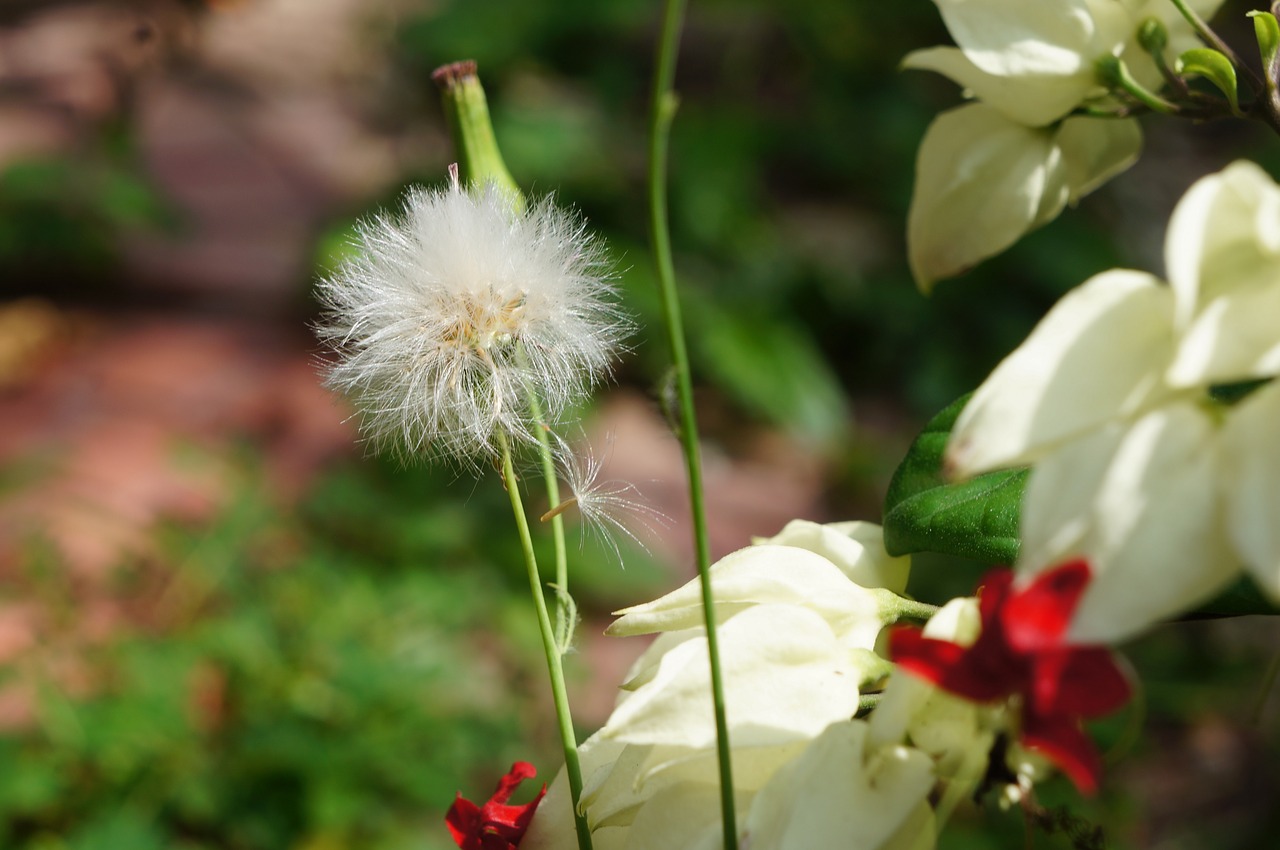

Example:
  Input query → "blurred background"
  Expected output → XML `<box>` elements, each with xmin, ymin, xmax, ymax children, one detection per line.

<box><xmin>0</xmin><ymin>0</ymin><xmax>1277</xmax><ymax>847</ymax></box>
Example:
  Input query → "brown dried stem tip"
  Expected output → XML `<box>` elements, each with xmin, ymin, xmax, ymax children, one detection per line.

<box><xmin>432</xmin><ymin>60</ymin><xmax>478</xmax><ymax>90</ymax></box>
<box><xmin>429</xmin><ymin>60</ymin><xmax>520</xmax><ymax>201</ymax></box>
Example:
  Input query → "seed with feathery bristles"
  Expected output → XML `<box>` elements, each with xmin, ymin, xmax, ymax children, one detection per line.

<box><xmin>316</xmin><ymin>177</ymin><xmax>629</xmax><ymax>462</ymax></box>
<box><xmin>546</xmin><ymin>432</ymin><xmax>670</xmax><ymax>564</ymax></box>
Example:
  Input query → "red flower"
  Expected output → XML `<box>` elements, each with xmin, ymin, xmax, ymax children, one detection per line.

<box><xmin>889</xmin><ymin>559</ymin><xmax>1131</xmax><ymax>794</ymax></box>
<box><xmin>446</xmin><ymin>762</ymin><xmax>547</xmax><ymax>850</ymax></box>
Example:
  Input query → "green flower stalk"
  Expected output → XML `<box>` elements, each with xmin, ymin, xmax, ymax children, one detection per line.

<box><xmin>646</xmin><ymin>0</ymin><xmax>739</xmax><ymax>847</ymax></box>
<box><xmin>318</xmin><ymin>61</ymin><xmax>634</xmax><ymax>850</ymax></box>
<box><xmin>432</xmin><ymin>60</ymin><xmax>521</xmax><ymax>202</ymax></box>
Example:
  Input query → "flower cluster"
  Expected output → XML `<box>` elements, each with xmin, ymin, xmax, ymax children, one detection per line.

<box><xmin>889</xmin><ymin>560</ymin><xmax>1130</xmax><ymax>794</ymax></box>
<box><xmin>906</xmin><ymin>0</ymin><xmax>1224</xmax><ymax>289</ymax></box>
<box><xmin>317</xmin><ymin>176</ymin><xmax>627</xmax><ymax>462</ymax></box>
<box><xmin>518</xmin><ymin>522</ymin><xmax>1124</xmax><ymax>848</ymax></box>
<box><xmin>520</xmin><ymin>521</ymin><xmax>942</xmax><ymax>849</ymax></box>
<box><xmin>949</xmin><ymin>160</ymin><xmax>1280</xmax><ymax>641</ymax></box>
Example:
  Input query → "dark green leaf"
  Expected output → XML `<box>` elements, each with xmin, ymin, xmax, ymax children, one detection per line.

<box><xmin>1182</xmin><ymin>577</ymin><xmax>1280</xmax><ymax>619</ymax></box>
<box><xmin>883</xmin><ymin>394</ymin><xmax>1027</xmax><ymax>564</ymax></box>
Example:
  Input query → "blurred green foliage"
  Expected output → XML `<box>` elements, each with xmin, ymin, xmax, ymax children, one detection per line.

<box><xmin>0</xmin><ymin>129</ymin><xmax>171</xmax><ymax>279</ymax></box>
<box><xmin>0</xmin><ymin>0</ymin><xmax>1277</xmax><ymax>848</ymax></box>
<box><xmin>0</xmin><ymin>455</ymin><xmax>667</xmax><ymax>850</ymax></box>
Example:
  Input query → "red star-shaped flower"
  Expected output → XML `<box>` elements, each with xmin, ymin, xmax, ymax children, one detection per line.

<box><xmin>890</xmin><ymin>559</ymin><xmax>1131</xmax><ymax>794</ymax></box>
<box><xmin>446</xmin><ymin>761</ymin><xmax>547</xmax><ymax>850</ymax></box>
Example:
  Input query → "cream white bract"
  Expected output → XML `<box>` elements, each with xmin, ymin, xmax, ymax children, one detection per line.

<box><xmin>948</xmin><ymin>161</ymin><xmax>1280</xmax><ymax>642</ymax></box>
<box><xmin>905</xmin><ymin>0</ymin><xmax>1225</xmax><ymax>289</ymax></box>
<box><xmin>318</xmin><ymin>180</ymin><xmax>626</xmax><ymax>461</ymax></box>
<box><xmin>521</xmin><ymin>526</ymin><xmax>942</xmax><ymax>850</ymax></box>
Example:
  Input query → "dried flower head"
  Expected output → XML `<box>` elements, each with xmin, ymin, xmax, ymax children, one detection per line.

<box><xmin>318</xmin><ymin>175</ymin><xmax>627</xmax><ymax>461</ymax></box>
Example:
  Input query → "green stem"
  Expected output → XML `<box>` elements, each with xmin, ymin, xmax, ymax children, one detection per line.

<box><xmin>497</xmin><ymin>432</ymin><xmax>593</xmax><ymax>850</ymax></box>
<box><xmin>1098</xmin><ymin>55</ymin><xmax>1181</xmax><ymax>114</ymax></box>
<box><xmin>517</xmin><ymin>346</ymin><xmax>572</xmax><ymax>645</ymax></box>
<box><xmin>880</xmin><ymin>594</ymin><xmax>939</xmax><ymax>624</ymax></box>
<box><xmin>1168</xmin><ymin>0</ymin><xmax>1264</xmax><ymax>91</ymax></box>
<box><xmin>432</xmin><ymin>61</ymin><xmax>523</xmax><ymax>204</ymax></box>
<box><xmin>647</xmin><ymin>1</ymin><xmax>738</xmax><ymax>847</ymax></box>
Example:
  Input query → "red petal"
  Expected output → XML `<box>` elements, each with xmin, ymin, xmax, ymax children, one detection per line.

<box><xmin>447</xmin><ymin>764</ymin><xmax>546</xmax><ymax>850</ymax></box>
<box><xmin>446</xmin><ymin>794</ymin><xmax>483</xmax><ymax>848</ymax></box>
<box><xmin>1031</xmin><ymin>648</ymin><xmax>1131</xmax><ymax>719</ymax></box>
<box><xmin>889</xmin><ymin>626</ymin><xmax>967</xmax><ymax>685</ymax></box>
<box><xmin>976</xmin><ymin>568</ymin><xmax>1015</xmax><ymax>627</ymax></box>
<box><xmin>1003</xmin><ymin>559</ymin><xmax>1091</xmax><ymax>651</ymax></box>
<box><xmin>1020</xmin><ymin>712</ymin><xmax>1102</xmax><ymax>796</ymax></box>
<box><xmin>490</xmin><ymin>762</ymin><xmax>538</xmax><ymax>806</ymax></box>
<box><xmin>890</xmin><ymin>626</ymin><xmax>1020</xmax><ymax>703</ymax></box>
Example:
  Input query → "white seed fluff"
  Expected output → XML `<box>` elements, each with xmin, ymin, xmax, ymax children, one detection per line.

<box><xmin>548</xmin><ymin>432</ymin><xmax>670</xmax><ymax>565</ymax></box>
<box><xmin>317</xmin><ymin>180</ymin><xmax>627</xmax><ymax>461</ymax></box>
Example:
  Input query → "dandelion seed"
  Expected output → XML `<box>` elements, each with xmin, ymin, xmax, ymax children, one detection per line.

<box><xmin>547</xmin><ymin>432</ymin><xmax>670</xmax><ymax>565</ymax></box>
<box><xmin>317</xmin><ymin>174</ymin><xmax>628</xmax><ymax>463</ymax></box>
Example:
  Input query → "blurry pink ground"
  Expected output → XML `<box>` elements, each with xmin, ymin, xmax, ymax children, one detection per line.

<box><xmin>0</xmin><ymin>301</ymin><xmax>834</xmax><ymax>731</ymax></box>
<box><xmin>0</xmin><ymin>307</ymin><xmax>355</xmax><ymax>728</ymax></box>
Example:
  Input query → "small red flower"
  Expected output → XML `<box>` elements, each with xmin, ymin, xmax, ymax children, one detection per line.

<box><xmin>890</xmin><ymin>559</ymin><xmax>1131</xmax><ymax>794</ymax></box>
<box><xmin>446</xmin><ymin>762</ymin><xmax>547</xmax><ymax>850</ymax></box>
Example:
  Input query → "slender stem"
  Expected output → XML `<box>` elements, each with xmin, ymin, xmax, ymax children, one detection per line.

<box><xmin>881</xmin><ymin>595</ymin><xmax>940</xmax><ymax>624</ymax></box>
<box><xmin>647</xmin><ymin>0</ymin><xmax>738</xmax><ymax>847</ymax></box>
<box><xmin>1100</xmin><ymin>55</ymin><xmax>1181</xmax><ymax>114</ymax></box>
<box><xmin>497</xmin><ymin>432</ymin><xmax>593</xmax><ymax>850</ymax></box>
<box><xmin>517</xmin><ymin>345</ymin><xmax>572</xmax><ymax>643</ymax></box>
<box><xmin>1168</xmin><ymin>0</ymin><xmax>1264</xmax><ymax>91</ymax></box>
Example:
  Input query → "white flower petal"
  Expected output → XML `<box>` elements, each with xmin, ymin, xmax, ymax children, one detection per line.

<box><xmin>904</xmin><ymin>46</ymin><xmax>1091</xmax><ymax>126</ymax></box>
<box><xmin>522</xmin><ymin>733</ymin><xmax>628</xmax><ymax>849</ymax></box>
<box><xmin>1056</xmin><ymin>115</ymin><xmax>1142</xmax><ymax>203</ymax></box>
<box><xmin>947</xmin><ymin>269</ymin><xmax>1175</xmax><ymax>475</ymax></box>
<box><xmin>1220</xmin><ymin>382</ymin><xmax>1280</xmax><ymax>599</ymax></box>
<box><xmin>1165</xmin><ymin>160</ymin><xmax>1280</xmax><ymax>332</ymax></box>
<box><xmin>935</xmin><ymin>0</ymin><xmax>1129</xmax><ymax>78</ymax></box>
<box><xmin>753</xmin><ymin>520</ymin><xmax>911</xmax><ymax>593</ymax></box>
<box><xmin>1018</xmin><ymin>423</ymin><xmax>1122</xmax><ymax>574</ymax></box>
<box><xmin>745</xmin><ymin>720</ymin><xmax>935</xmax><ymax>850</ymax></box>
<box><xmin>608</xmin><ymin>544</ymin><xmax>889</xmax><ymax>651</ymax></box>
<box><xmin>1170</xmin><ymin>285</ymin><xmax>1280</xmax><ymax>385</ymax></box>
<box><xmin>1019</xmin><ymin>404</ymin><xmax>1238</xmax><ymax>642</ymax></box>
<box><xmin>621</xmin><ymin>781</ymin><xmax>734</xmax><ymax>850</ymax></box>
<box><xmin>600</xmin><ymin>605</ymin><xmax>861</xmax><ymax>749</ymax></box>
<box><xmin>908</xmin><ymin>103</ymin><xmax>1068</xmax><ymax>290</ymax></box>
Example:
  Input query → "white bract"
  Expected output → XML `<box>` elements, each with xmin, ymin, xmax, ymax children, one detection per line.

<box><xmin>523</xmin><ymin>529</ymin><xmax>940</xmax><ymax>849</ymax></box>
<box><xmin>907</xmin><ymin>103</ymin><xmax>1139</xmax><ymax>290</ymax></box>
<box><xmin>905</xmin><ymin>0</ymin><xmax>1225</xmax><ymax>288</ymax></box>
<box><xmin>317</xmin><ymin>179</ymin><xmax>626</xmax><ymax>461</ymax></box>
<box><xmin>753</xmin><ymin>518</ymin><xmax>912</xmax><ymax>594</ymax></box>
<box><xmin>948</xmin><ymin>161</ymin><xmax>1280</xmax><ymax>642</ymax></box>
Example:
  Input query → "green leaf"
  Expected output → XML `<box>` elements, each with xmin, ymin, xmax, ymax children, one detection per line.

<box><xmin>1176</xmin><ymin>48</ymin><xmax>1240</xmax><ymax>114</ymax></box>
<box><xmin>1184</xmin><ymin>577</ymin><xmax>1280</xmax><ymax>619</ymax></box>
<box><xmin>883</xmin><ymin>396</ymin><xmax>1280</xmax><ymax>618</ymax></box>
<box><xmin>1250</xmin><ymin>11</ymin><xmax>1280</xmax><ymax>79</ymax></box>
<box><xmin>882</xmin><ymin>394</ymin><xmax>1027</xmax><ymax>564</ymax></box>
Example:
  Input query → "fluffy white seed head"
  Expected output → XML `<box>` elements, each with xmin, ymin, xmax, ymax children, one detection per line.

<box><xmin>317</xmin><ymin>179</ymin><xmax>628</xmax><ymax>461</ymax></box>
